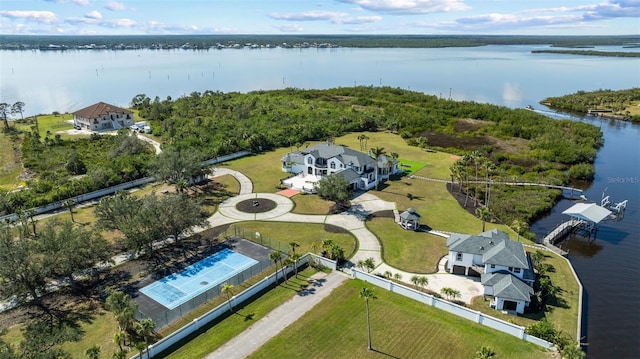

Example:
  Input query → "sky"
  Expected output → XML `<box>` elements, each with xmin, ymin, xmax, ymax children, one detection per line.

<box><xmin>0</xmin><ymin>0</ymin><xmax>639</xmax><ymax>36</ymax></box>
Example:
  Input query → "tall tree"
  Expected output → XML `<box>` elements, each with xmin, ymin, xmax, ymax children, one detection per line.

<box><xmin>0</xmin><ymin>103</ymin><xmax>10</xmax><ymax>129</ymax></box>
<box><xmin>135</xmin><ymin>318</ymin><xmax>155</xmax><ymax>359</ymax></box>
<box><xmin>269</xmin><ymin>250</ymin><xmax>281</xmax><ymax>284</ymax></box>
<box><xmin>475</xmin><ymin>207</ymin><xmax>491</xmax><ymax>232</ymax></box>
<box><xmin>221</xmin><ymin>282</ymin><xmax>234</xmax><ymax>311</ymax></box>
<box><xmin>471</xmin><ymin>150</ymin><xmax>483</xmax><ymax>207</ymax></box>
<box><xmin>370</xmin><ymin>146</ymin><xmax>386</xmax><ymax>190</ymax></box>
<box><xmin>39</xmin><ymin>219</ymin><xmax>112</xmax><ymax>290</ymax></box>
<box><xmin>315</xmin><ymin>173</ymin><xmax>351</xmax><ymax>209</ymax></box>
<box><xmin>106</xmin><ymin>290</ymin><xmax>138</xmax><ymax>343</ymax></box>
<box><xmin>63</xmin><ymin>199</ymin><xmax>76</xmax><ymax>223</ymax></box>
<box><xmin>289</xmin><ymin>241</ymin><xmax>299</xmax><ymax>256</ymax></box>
<box><xmin>150</xmin><ymin>147</ymin><xmax>208</xmax><ymax>187</ymax></box>
<box><xmin>359</xmin><ymin>287</ymin><xmax>376</xmax><ymax>351</ymax></box>
<box><xmin>483</xmin><ymin>160</ymin><xmax>496</xmax><ymax>207</ymax></box>
<box><xmin>11</xmin><ymin>101</ymin><xmax>25</xmax><ymax>120</ymax></box>
<box><xmin>0</xmin><ymin>221</ymin><xmax>49</xmax><ymax>306</ymax></box>
<box><xmin>153</xmin><ymin>193</ymin><xmax>208</xmax><ymax>243</ymax></box>
<box><xmin>461</xmin><ymin>154</ymin><xmax>473</xmax><ymax>207</ymax></box>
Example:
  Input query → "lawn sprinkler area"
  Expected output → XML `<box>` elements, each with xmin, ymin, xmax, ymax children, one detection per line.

<box><xmin>140</xmin><ymin>248</ymin><xmax>258</xmax><ymax>310</ymax></box>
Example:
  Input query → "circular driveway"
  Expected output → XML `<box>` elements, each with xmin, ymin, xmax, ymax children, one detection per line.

<box><xmin>217</xmin><ymin>193</ymin><xmax>294</xmax><ymax>220</ymax></box>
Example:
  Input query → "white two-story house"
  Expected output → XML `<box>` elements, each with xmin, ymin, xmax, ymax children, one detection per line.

<box><xmin>446</xmin><ymin>229</ymin><xmax>534</xmax><ymax>314</ymax></box>
<box><xmin>281</xmin><ymin>142</ymin><xmax>399</xmax><ymax>191</ymax></box>
<box><xmin>72</xmin><ymin>102</ymin><xmax>134</xmax><ymax>131</ymax></box>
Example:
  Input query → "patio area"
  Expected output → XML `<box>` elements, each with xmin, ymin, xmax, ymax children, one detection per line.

<box><xmin>282</xmin><ymin>173</ymin><xmax>320</xmax><ymax>193</ymax></box>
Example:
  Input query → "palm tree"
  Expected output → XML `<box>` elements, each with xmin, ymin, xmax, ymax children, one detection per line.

<box><xmin>383</xmin><ymin>270</ymin><xmax>393</xmax><ymax>279</ymax></box>
<box><xmin>393</xmin><ymin>272</ymin><xmax>402</xmax><ymax>281</ymax></box>
<box><xmin>174</xmin><ymin>178</ymin><xmax>189</xmax><ymax>193</ymax></box>
<box><xmin>63</xmin><ymin>199</ymin><xmax>76</xmax><ymax>222</ymax></box>
<box><xmin>281</xmin><ymin>257</ymin><xmax>293</xmax><ymax>284</ymax></box>
<box><xmin>85</xmin><ymin>344</ymin><xmax>101</xmax><ymax>359</ymax></box>
<box><xmin>476</xmin><ymin>207</ymin><xmax>491</xmax><ymax>232</ymax></box>
<box><xmin>363</xmin><ymin>257</ymin><xmax>376</xmax><ymax>273</ymax></box>
<box><xmin>359</xmin><ymin>287</ymin><xmax>376</xmax><ymax>351</ymax></box>
<box><xmin>291</xmin><ymin>253</ymin><xmax>302</xmax><ymax>278</ymax></box>
<box><xmin>461</xmin><ymin>154</ymin><xmax>473</xmax><ymax>206</ymax></box>
<box><xmin>417</xmin><ymin>276</ymin><xmax>429</xmax><ymax>292</ymax></box>
<box><xmin>471</xmin><ymin>151</ymin><xmax>482</xmax><ymax>207</ymax></box>
<box><xmin>511</xmin><ymin>219</ymin><xmax>528</xmax><ymax>242</ymax></box>
<box><xmin>475</xmin><ymin>346</ymin><xmax>496</xmax><ymax>359</ymax></box>
<box><xmin>483</xmin><ymin>160</ymin><xmax>496</xmax><ymax>207</ymax></box>
<box><xmin>410</xmin><ymin>275</ymin><xmax>420</xmax><ymax>290</ymax></box>
<box><xmin>136</xmin><ymin>318</ymin><xmax>155</xmax><ymax>359</ymax></box>
<box><xmin>357</xmin><ymin>134</ymin><xmax>368</xmax><ymax>151</ymax></box>
<box><xmin>222</xmin><ymin>282</ymin><xmax>234</xmax><ymax>311</ymax></box>
<box><xmin>113</xmin><ymin>330</ymin><xmax>125</xmax><ymax>352</ymax></box>
<box><xmin>370</xmin><ymin>147</ymin><xmax>386</xmax><ymax>190</ymax></box>
<box><xmin>269</xmin><ymin>250</ymin><xmax>281</xmax><ymax>284</ymax></box>
<box><xmin>289</xmin><ymin>241</ymin><xmax>299</xmax><ymax>256</ymax></box>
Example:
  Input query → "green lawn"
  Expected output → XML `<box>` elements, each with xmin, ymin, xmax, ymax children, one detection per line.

<box><xmin>469</xmin><ymin>250</ymin><xmax>580</xmax><ymax>341</ymax></box>
<box><xmin>0</xmin><ymin>132</ymin><xmax>23</xmax><ymax>190</ymax></box>
<box><xmin>368</xmin><ymin>217</ymin><xmax>448</xmax><ymax>273</ymax></box>
<box><xmin>248</xmin><ymin>279</ymin><xmax>551</xmax><ymax>359</ymax></box>
<box><xmin>228</xmin><ymin>222</ymin><xmax>357</xmax><ymax>258</ymax></box>
<box><xmin>290</xmin><ymin>193</ymin><xmax>333</xmax><ymax>214</ymax></box>
<box><xmin>161</xmin><ymin>267</ymin><xmax>320</xmax><ymax>359</ymax></box>
<box><xmin>14</xmin><ymin>113</ymin><xmax>77</xmax><ymax>140</ymax></box>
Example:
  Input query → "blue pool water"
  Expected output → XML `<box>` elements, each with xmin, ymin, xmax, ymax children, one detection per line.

<box><xmin>140</xmin><ymin>249</ymin><xmax>258</xmax><ymax>309</ymax></box>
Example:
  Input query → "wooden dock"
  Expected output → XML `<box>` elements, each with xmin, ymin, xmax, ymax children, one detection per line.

<box><xmin>542</xmin><ymin>219</ymin><xmax>586</xmax><ymax>256</ymax></box>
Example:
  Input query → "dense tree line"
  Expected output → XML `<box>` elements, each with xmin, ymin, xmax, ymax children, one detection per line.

<box><xmin>542</xmin><ymin>88</ymin><xmax>640</xmax><ymax>122</ymax></box>
<box><xmin>532</xmin><ymin>49</ymin><xmax>640</xmax><ymax>57</ymax></box>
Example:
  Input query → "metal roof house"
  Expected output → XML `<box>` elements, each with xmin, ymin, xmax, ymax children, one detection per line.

<box><xmin>72</xmin><ymin>102</ymin><xmax>134</xmax><ymax>131</ymax></box>
<box><xmin>446</xmin><ymin>229</ymin><xmax>534</xmax><ymax>314</ymax></box>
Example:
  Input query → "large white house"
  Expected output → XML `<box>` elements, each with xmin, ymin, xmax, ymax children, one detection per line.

<box><xmin>446</xmin><ymin>229</ymin><xmax>535</xmax><ymax>314</ymax></box>
<box><xmin>72</xmin><ymin>102</ymin><xmax>134</xmax><ymax>131</ymax></box>
<box><xmin>281</xmin><ymin>142</ymin><xmax>399</xmax><ymax>191</ymax></box>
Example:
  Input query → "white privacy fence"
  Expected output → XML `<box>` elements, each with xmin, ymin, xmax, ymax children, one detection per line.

<box><xmin>0</xmin><ymin>150</ymin><xmax>251</xmax><ymax>222</ymax></box>
<box><xmin>351</xmin><ymin>269</ymin><xmax>556</xmax><ymax>351</ymax></box>
<box><xmin>130</xmin><ymin>253</ymin><xmax>336</xmax><ymax>359</ymax></box>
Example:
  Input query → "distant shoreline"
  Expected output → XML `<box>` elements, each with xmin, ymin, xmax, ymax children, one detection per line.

<box><xmin>532</xmin><ymin>49</ymin><xmax>640</xmax><ymax>57</ymax></box>
<box><xmin>1</xmin><ymin>34</ymin><xmax>639</xmax><ymax>51</ymax></box>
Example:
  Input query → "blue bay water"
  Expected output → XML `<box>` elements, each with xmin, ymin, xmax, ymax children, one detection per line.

<box><xmin>1</xmin><ymin>45</ymin><xmax>639</xmax><ymax>358</ymax></box>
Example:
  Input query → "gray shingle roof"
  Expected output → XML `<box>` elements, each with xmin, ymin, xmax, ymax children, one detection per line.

<box><xmin>481</xmin><ymin>271</ymin><xmax>533</xmax><ymax>302</ymax></box>
<box><xmin>335</xmin><ymin>168</ymin><xmax>361</xmax><ymax>183</ymax></box>
<box><xmin>447</xmin><ymin>229</ymin><xmax>528</xmax><ymax>269</ymax></box>
<box><xmin>400</xmin><ymin>208</ymin><xmax>421</xmax><ymax>221</ymax></box>
<box><xmin>304</xmin><ymin>143</ymin><xmax>375</xmax><ymax>168</ymax></box>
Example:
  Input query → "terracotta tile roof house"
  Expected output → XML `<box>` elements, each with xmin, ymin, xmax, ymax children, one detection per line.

<box><xmin>446</xmin><ymin>229</ymin><xmax>535</xmax><ymax>314</ymax></box>
<box><xmin>72</xmin><ymin>102</ymin><xmax>134</xmax><ymax>131</ymax></box>
<box><xmin>281</xmin><ymin>142</ymin><xmax>400</xmax><ymax>191</ymax></box>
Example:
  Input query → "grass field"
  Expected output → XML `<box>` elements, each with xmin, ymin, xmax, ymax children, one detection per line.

<box><xmin>0</xmin><ymin>132</ymin><xmax>23</xmax><ymax>190</ymax></box>
<box><xmin>161</xmin><ymin>267</ymin><xmax>321</xmax><ymax>359</ymax></box>
<box><xmin>290</xmin><ymin>193</ymin><xmax>333</xmax><ymax>214</ymax></box>
<box><xmin>367</xmin><ymin>217</ymin><xmax>448</xmax><ymax>273</ymax></box>
<box><xmin>228</xmin><ymin>222</ymin><xmax>357</xmax><ymax>259</ymax></box>
<box><xmin>248</xmin><ymin>279</ymin><xmax>551</xmax><ymax>359</ymax></box>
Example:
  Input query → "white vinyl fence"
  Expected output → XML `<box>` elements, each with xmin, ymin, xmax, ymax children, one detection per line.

<box><xmin>351</xmin><ymin>269</ymin><xmax>556</xmax><ymax>351</ymax></box>
<box><xmin>0</xmin><ymin>150</ymin><xmax>251</xmax><ymax>222</ymax></box>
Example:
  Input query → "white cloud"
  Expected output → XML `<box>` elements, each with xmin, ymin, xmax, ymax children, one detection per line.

<box><xmin>334</xmin><ymin>16</ymin><xmax>382</xmax><ymax>24</ymax></box>
<box><xmin>0</xmin><ymin>10</ymin><xmax>58</xmax><ymax>24</ymax></box>
<box><xmin>85</xmin><ymin>10</ymin><xmax>102</xmax><ymax>20</ymax></box>
<box><xmin>105</xmin><ymin>1</ymin><xmax>126</xmax><ymax>11</ymax></box>
<box><xmin>270</xmin><ymin>11</ymin><xmax>348</xmax><ymax>21</ymax></box>
<box><xmin>44</xmin><ymin>0</ymin><xmax>89</xmax><ymax>5</ymax></box>
<box><xmin>337</xmin><ymin>0</ymin><xmax>470</xmax><ymax>15</ymax></box>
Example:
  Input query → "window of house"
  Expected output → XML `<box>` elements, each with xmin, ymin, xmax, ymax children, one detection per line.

<box><xmin>508</xmin><ymin>267</ymin><xmax>513</xmax><ymax>272</ymax></box>
<box><xmin>513</xmin><ymin>268</ymin><xmax>521</xmax><ymax>274</ymax></box>
<box><xmin>490</xmin><ymin>264</ymin><xmax>495</xmax><ymax>269</ymax></box>
<box><xmin>330</xmin><ymin>162</ymin><xmax>336</xmax><ymax>169</ymax></box>
<box><xmin>307</xmin><ymin>157</ymin><xmax>313</xmax><ymax>164</ymax></box>
<box><xmin>456</xmin><ymin>253</ymin><xmax>463</xmax><ymax>261</ymax></box>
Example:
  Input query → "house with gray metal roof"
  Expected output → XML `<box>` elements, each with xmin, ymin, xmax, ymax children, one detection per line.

<box><xmin>446</xmin><ymin>229</ymin><xmax>535</xmax><ymax>314</ymax></box>
<box><xmin>281</xmin><ymin>142</ymin><xmax>399</xmax><ymax>191</ymax></box>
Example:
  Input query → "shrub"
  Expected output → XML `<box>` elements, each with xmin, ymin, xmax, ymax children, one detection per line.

<box><xmin>567</xmin><ymin>163</ymin><xmax>595</xmax><ymax>180</ymax></box>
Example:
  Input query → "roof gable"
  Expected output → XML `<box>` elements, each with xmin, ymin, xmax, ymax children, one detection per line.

<box><xmin>72</xmin><ymin>102</ymin><xmax>132</xmax><ymax>120</ymax></box>
<box><xmin>482</xmin><ymin>272</ymin><xmax>533</xmax><ymax>302</ymax></box>
<box><xmin>302</xmin><ymin>143</ymin><xmax>374</xmax><ymax>168</ymax></box>
<box><xmin>483</xmin><ymin>240</ymin><xmax>529</xmax><ymax>269</ymax></box>
<box><xmin>446</xmin><ymin>229</ymin><xmax>509</xmax><ymax>256</ymax></box>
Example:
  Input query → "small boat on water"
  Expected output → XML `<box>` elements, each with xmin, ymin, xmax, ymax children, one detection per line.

<box><xmin>525</xmin><ymin>105</ymin><xmax>534</xmax><ymax>110</ymax></box>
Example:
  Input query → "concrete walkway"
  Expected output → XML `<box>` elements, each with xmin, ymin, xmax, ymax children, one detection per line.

<box><xmin>207</xmin><ymin>169</ymin><xmax>484</xmax><ymax>304</ymax></box>
<box><xmin>205</xmin><ymin>271</ymin><xmax>347</xmax><ymax>359</ymax></box>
